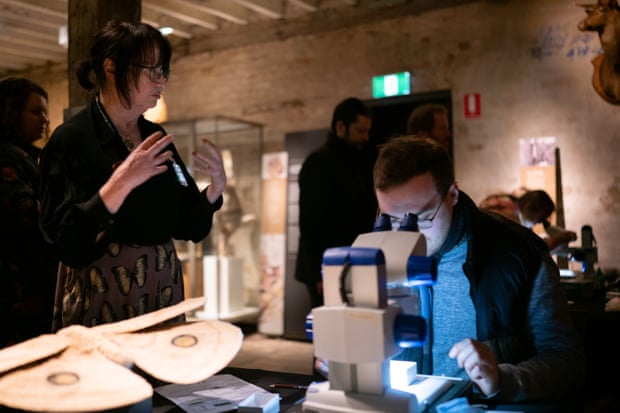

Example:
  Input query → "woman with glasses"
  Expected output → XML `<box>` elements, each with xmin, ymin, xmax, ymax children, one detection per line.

<box><xmin>39</xmin><ymin>20</ymin><xmax>227</xmax><ymax>331</ymax></box>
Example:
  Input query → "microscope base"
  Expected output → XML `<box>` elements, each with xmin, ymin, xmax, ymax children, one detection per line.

<box><xmin>302</xmin><ymin>381</ymin><xmax>419</xmax><ymax>413</ymax></box>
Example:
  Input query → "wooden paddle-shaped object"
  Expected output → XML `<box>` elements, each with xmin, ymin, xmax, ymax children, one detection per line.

<box><xmin>0</xmin><ymin>297</ymin><xmax>243</xmax><ymax>412</ymax></box>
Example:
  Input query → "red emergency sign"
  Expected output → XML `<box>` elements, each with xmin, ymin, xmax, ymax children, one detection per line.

<box><xmin>464</xmin><ymin>93</ymin><xmax>481</xmax><ymax>118</ymax></box>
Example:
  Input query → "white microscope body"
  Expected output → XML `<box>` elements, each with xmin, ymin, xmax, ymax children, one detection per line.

<box><xmin>303</xmin><ymin>231</ymin><xmax>436</xmax><ymax>413</ymax></box>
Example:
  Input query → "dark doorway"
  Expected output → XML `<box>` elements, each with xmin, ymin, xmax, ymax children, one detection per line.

<box><xmin>366</xmin><ymin>90</ymin><xmax>453</xmax><ymax>159</ymax></box>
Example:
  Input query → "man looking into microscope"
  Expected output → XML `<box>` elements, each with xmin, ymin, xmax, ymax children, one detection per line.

<box><xmin>374</xmin><ymin>136</ymin><xmax>584</xmax><ymax>404</ymax></box>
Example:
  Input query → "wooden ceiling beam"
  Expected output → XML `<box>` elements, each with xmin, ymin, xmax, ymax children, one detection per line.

<box><xmin>141</xmin><ymin>16</ymin><xmax>195</xmax><ymax>39</ymax></box>
<box><xmin>231</xmin><ymin>0</ymin><xmax>283</xmax><ymax>19</ymax></box>
<box><xmin>0</xmin><ymin>43</ymin><xmax>65</xmax><ymax>61</ymax></box>
<box><xmin>3</xmin><ymin>24</ymin><xmax>58</xmax><ymax>41</ymax></box>
<box><xmin>0</xmin><ymin>0</ymin><xmax>66</xmax><ymax>19</ymax></box>
<box><xmin>188</xmin><ymin>0</ymin><xmax>480</xmax><ymax>54</ymax></box>
<box><xmin>288</xmin><ymin>0</ymin><xmax>318</xmax><ymax>13</ymax></box>
<box><xmin>0</xmin><ymin>5</ymin><xmax>65</xmax><ymax>30</ymax></box>
<box><xmin>184</xmin><ymin>0</ymin><xmax>249</xmax><ymax>25</ymax></box>
<box><xmin>143</xmin><ymin>0</ymin><xmax>219</xmax><ymax>30</ymax></box>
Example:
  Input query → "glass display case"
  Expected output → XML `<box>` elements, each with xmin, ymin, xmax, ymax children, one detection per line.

<box><xmin>162</xmin><ymin>116</ymin><xmax>263</xmax><ymax>321</ymax></box>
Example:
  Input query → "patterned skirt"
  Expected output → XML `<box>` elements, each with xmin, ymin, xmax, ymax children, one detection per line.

<box><xmin>51</xmin><ymin>239</ymin><xmax>184</xmax><ymax>332</ymax></box>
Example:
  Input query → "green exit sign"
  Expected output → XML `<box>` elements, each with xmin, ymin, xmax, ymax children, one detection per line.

<box><xmin>372</xmin><ymin>72</ymin><xmax>411</xmax><ymax>98</ymax></box>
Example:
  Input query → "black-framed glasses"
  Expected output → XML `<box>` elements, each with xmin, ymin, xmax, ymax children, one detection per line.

<box><xmin>382</xmin><ymin>195</ymin><xmax>445</xmax><ymax>231</ymax></box>
<box><xmin>131</xmin><ymin>64</ymin><xmax>170</xmax><ymax>82</ymax></box>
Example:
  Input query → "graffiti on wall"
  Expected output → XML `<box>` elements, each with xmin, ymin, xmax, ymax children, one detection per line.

<box><xmin>531</xmin><ymin>24</ymin><xmax>602</xmax><ymax>60</ymax></box>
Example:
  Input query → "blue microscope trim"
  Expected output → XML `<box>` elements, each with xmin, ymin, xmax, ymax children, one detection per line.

<box><xmin>406</xmin><ymin>255</ymin><xmax>437</xmax><ymax>287</ymax></box>
<box><xmin>322</xmin><ymin>246</ymin><xmax>386</xmax><ymax>267</ymax></box>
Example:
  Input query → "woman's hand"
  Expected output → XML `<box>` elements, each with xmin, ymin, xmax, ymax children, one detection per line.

<box><xmin>192</xmin><ymin>138</ymin><xmax>227</xmax><ymax>203</ymax></box>
<box><xmin>449</xmin><ymin>338</ymin><xmax>500</xmax><ymax>396</ymax></box>
<box><xmin>99</xmin><ymin>131</ymin><xmax>174</xmax><ymax>214</ymax></box>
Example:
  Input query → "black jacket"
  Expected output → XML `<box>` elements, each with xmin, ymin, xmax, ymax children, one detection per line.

<box><xmin>294</xmin><ymin>133</ymin><xmax>377</xmax><ymax>286</ymax></box>
<box><xmin>39</xmin><ymin>99</ymin><xmax>222</xmax><ymax>268</ymax></box>
<box><xmin>446</xmin><ymin>192</ymin><xmax>584</xmax><ymax>402</ymax></box>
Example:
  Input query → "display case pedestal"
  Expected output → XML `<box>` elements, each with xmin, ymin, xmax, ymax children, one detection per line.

<box><xmin>195</xmin><ymin>256</ymin><xmax>258</xmax><ymax>320</ymax></box>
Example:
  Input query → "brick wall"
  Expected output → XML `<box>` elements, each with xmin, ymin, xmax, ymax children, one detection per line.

<box><xmin>13</xmin><ymin>0</ymin><xmax>620</xmax><ymax>269</ymax></box>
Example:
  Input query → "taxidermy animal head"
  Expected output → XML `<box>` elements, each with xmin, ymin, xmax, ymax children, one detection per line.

<box><xmin>578</xmin><ymin>0</ymin><xmax>620</xmax><ymax>103</ymax></box>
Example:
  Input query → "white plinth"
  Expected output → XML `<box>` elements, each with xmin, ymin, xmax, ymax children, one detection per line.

<box><xmin>196</xmin><ymin>256</ymin><xmax>245</xmax><ymax>319</ymax></box>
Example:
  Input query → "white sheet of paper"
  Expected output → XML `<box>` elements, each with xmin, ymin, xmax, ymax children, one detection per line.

<box><xmin>155</xmin><ymin>374</ymin><xmax>272</xmax><ymax>413</ymax></box>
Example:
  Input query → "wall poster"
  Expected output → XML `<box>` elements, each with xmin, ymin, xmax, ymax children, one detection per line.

<box><xmin>258</xmin><ymin>152</ymin><xmax>288</xmax><ymax>335</ymax></box>
<box><xmin>519</xmin><ymin>136</ymin><xmax>557</xmax><ymax>228</ymax></box>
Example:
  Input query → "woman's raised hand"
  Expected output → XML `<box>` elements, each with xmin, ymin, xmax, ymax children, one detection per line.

<box><xmin>192</xmin><ymin>138</ymin><xmax>227</xmax><ymax>203</ymax></box>
<box><xmin>99</xmin><ymin>131</ymin><xmax>174</xmax><ymax>214</ymax></box>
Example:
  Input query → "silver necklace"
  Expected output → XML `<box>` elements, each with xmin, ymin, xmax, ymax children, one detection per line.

<box><xmin>95</xmin><ymin>95</ymin><xmax>139</xmax><ymax>151</ymax></box>
<box><xmin>95</xmin><ymin>95</ymin><xmax>188</xmax><ymax>187</ymax></box>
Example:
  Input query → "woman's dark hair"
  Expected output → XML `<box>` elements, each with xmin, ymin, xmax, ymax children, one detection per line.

<box><xmin>0</xmin><ymin>77</ymin><xmax>48</xmax><ymax>142</ymax></box>
<box><xmin>75</xmin><ymin>20</ymin><xmax>171</xmax><ymax>108</ymax></box>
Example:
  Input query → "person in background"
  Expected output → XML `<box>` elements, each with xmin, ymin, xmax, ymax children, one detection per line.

<box><xmin>294</xmin><ymin>97</ymin><xmax>377</xmax><ymax>309</ymax></box>
<box><xmin>39</xmin><ymin>20</ymin><xmax>226</xmax><ymax>331</ymax></box>
<box><xmin>374</xmin><ymin>136</ymin><xmax>584</xmax><ymax>404</ymax></box>
<box><xmin>0</xmin><ymin>77</ymin><xmax>57</xmax><ymax>347</ymax></box>
<box><xmin>406</xmin><ymin>103</ymin><xmax>452</xmax><ymax>153</ymax></box>
<box><xmin>479</xmin><ymin>189</ymin><xmax>577</xmax><ymax>251</ymax></box>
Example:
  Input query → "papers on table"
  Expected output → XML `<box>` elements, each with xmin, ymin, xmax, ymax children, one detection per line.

<box><xmin>156</xmin><ymin>374</ymin><xmax>273</xmax><ymax>413</ymax></box>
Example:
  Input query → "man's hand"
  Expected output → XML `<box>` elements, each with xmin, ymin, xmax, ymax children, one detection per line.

<box><xmin>448</xmin><ymin>338</ymin><xmax>500</xmax><ymax>396</ymax></box>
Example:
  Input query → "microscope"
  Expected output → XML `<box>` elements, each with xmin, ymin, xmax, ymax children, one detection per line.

<box><xmin>303</xmin><ymin>218</ymin><xmax>454</xmax><ymax>413</ymax></box>
<box><xmin>554</xmin><ymin>225</ymin><xmax>602</xmax><ymax>299</ymax></box>
<box><xmin>555</xmin><ymin>225</ymin><xmax>598</xmax><ymax>279</ymax></box>
<box><xmin>568</xmin><ymin>225</ymin><xmax>598</xmax><ymax>276</ymax></box>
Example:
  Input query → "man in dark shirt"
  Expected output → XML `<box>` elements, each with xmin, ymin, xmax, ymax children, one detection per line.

<box><xmin>294</xmin><ymin>97</ymin><xmax>377</xmax><ymax>308</ymax></box>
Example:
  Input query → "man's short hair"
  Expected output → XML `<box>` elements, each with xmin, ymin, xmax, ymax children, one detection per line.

<box><xmin>406</xmin><ymin>103</ymin><xmax>448</xmax><ymax>135</ymax></box>
<box><xmin>331</xmin><ymin>97</ymin><xmax>372</xmax><ymax>132</ymax></box>
<box><xmin>374</xmin><ymin>135</ymin><xmax>454</xmax><ymax>195</ymax></box>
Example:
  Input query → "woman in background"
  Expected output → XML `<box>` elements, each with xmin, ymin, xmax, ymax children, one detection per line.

<box><xmin>0</xmin><ymin>77</ymin><xmax>57</xmax><ymax>347</ymax></box>
<box><xmin>479</xmin><ymin>189</ymin><xmax>577</xmax><ymax>251</ymax></box>
<box><xmin>39</xmin><ymin>20</ymin><xmax>226</xmax><ymax>331</ymax></box>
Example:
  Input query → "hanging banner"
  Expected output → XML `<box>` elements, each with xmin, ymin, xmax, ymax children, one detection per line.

<box><xmin>258</xmin><ymin>152</ymin><xmax>288</xmax><ymax>335</ymax></box>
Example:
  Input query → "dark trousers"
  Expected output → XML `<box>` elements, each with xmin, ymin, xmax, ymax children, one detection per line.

<box><xmin>304</xmin><ymin>281</ymin><xmax>324</xmax><ymax>308</ymax></box>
